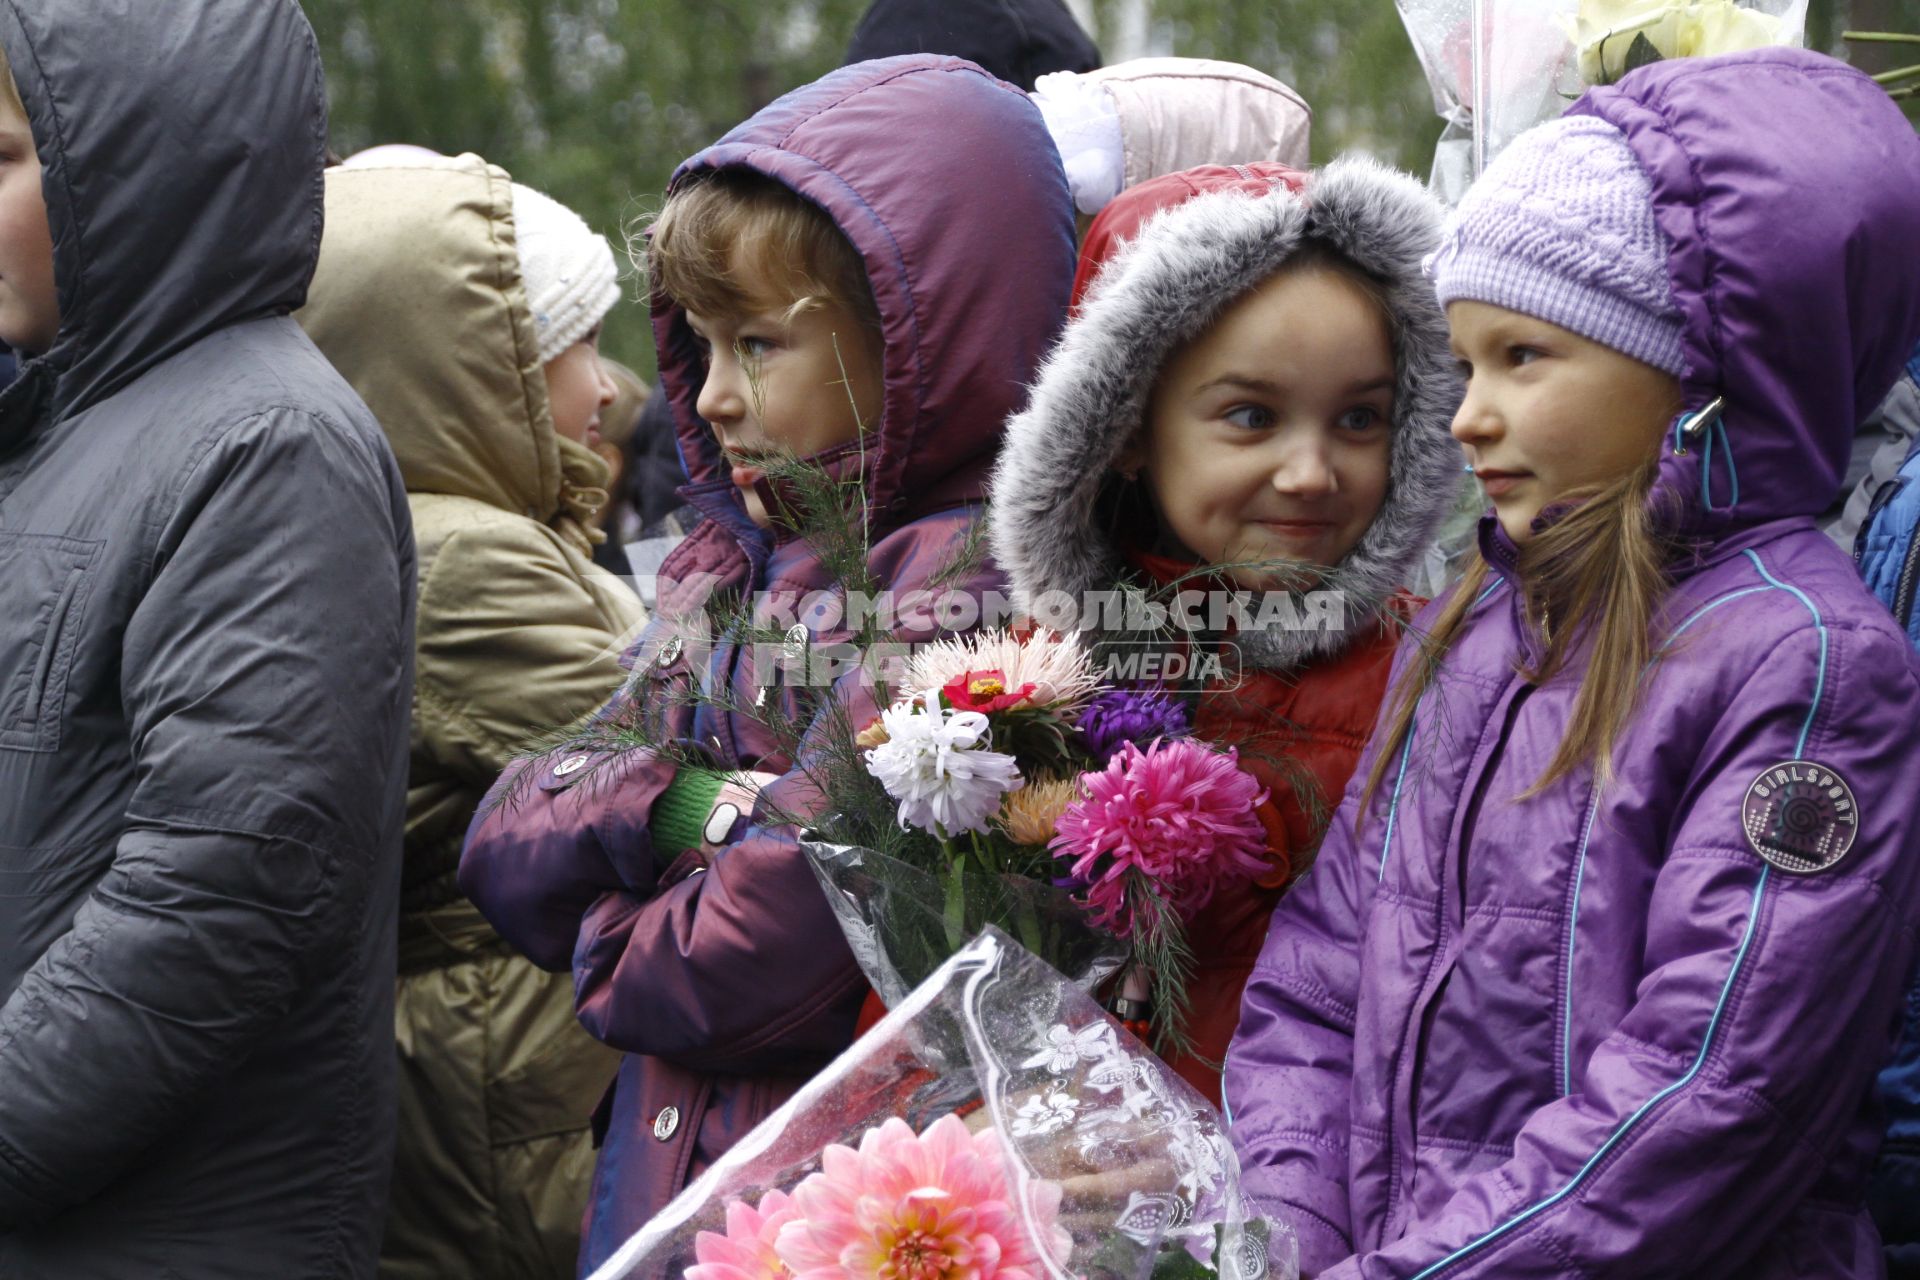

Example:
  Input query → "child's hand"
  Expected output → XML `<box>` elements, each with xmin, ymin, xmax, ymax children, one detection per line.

<box><xmin>700</xmin><ymin>771</ymin><xmax>781</xmax><ymax>854</ymax></box>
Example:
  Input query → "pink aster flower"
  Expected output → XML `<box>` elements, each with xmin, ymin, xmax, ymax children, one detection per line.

<box><xmin>773</xmin><ymin>1114</ymin><xmax>1069</xmax><ymax>1280</ymax></box>
<box><xmin>687</xmin><ymin>1187</ymin><xmax>802</xmax><ymax>1280</ymax></box>
<box><xmin>1050</xmin><ymin>739</ymin><xmax>1270</xmax><ymax>935</ymax></box>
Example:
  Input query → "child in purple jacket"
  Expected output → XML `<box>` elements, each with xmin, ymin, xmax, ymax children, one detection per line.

<box><xmin>1226</xmin><ymin>51</ymin><xmax>1920</xmax><ymax>1278</ymax></box>
<box><xmin>458</xmin><ymin>56</ymin><xmax>1074</xmax><ymax>1273</ymax></box>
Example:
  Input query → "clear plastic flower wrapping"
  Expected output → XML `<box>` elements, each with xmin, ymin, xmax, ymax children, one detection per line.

<box><xmin>586</xmin><ymin>928</ymin><xmax>1297</xmax><ymax>1280</ymax></box>
<box><xmin>1397</xmin><ymin>0</ymin><xmax>1807</xmax><ymax>203</ymax></box>
<box><xmin>801</xmin><ymin>839</ymin><xmax>1127</xmax><ymax>1009</ymax></box>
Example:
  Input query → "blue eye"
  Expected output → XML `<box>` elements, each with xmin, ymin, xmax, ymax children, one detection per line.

<box><xmin>1223</xmin><ymin>404</ymin><xmax>1276</xmax><ymax>431</ymax></box>
<box><xmin>736</xmin><ymin>336</ymin><xmax>774</xmax><ymax>359</ymax></box>
<box><xmin>1509</xmin><ymin>344</ymin><xmax>1542</xmax><ymax>367</ymax></box>
<box><xmin>1338</xmin><ymin>406</ymin><xmax>1386</xmax><ymax>433</ymax></box>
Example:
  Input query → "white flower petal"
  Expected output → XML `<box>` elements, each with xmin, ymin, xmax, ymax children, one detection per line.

<box><xmin>863</xmin><ymin>692</ymin><xmax>1026</xmax><ymax>836</ymax></box>
<box><xmin>907</xmin><ymin>629</ymin><xmax>1101</xmax><ymax>712</ymax></box>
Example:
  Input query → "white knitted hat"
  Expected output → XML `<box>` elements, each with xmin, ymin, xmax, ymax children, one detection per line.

<box><xmin>510</xmin><ymin>183</ymin><xmax>620</xmax><ymax>364</ymax></box>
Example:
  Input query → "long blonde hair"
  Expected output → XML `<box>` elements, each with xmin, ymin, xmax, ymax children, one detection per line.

<box><xmin>1363</xmin><ymin>452</ymin><xmax>1673</xmax><ymax>808</ymax></box>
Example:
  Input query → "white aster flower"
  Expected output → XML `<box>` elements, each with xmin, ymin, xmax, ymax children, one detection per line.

<box><xmin>863</xmin><ymin>693</ymin><xmax>1025</xmax><ymax>837</ymax></box>
<box><xmin>907</xmin><ymin>628</ymin><xmax>1101</xmax><ymax>713</ymax></box>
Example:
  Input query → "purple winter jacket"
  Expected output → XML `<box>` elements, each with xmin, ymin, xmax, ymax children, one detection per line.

<box><xmin>457</xmin><ymin>57</ymin><xmax>1073</xmax><ymax>1274</ymax></box>
<box><xmin>1225</xmin><ymin>51</ymin><xmax>1920</xmax><ymax>1279</ymax></box>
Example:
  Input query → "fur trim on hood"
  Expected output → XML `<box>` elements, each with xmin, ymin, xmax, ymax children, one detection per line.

<box><xmin>991</xmin><ymin>155</ymin><xmax>1463</xmax><ymax>671</ymax></box>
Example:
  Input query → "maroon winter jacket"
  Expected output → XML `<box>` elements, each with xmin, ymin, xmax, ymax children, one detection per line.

<box><xmin>458</xmin><ymin>56</ymin><xmax>1074</xmax><ymax>1274</ymax></box>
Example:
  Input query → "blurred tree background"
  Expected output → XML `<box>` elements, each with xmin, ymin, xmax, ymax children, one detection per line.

<box><xmin>300</xmin><ymin>0</ymin><xmax>1913</xmax><ymax>378</ymax></box>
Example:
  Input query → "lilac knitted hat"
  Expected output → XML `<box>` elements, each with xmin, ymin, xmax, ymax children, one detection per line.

<box><xmin>1427</xmin><ymin>115</ymin><xmax>1685</xmax><ymax>376</ymax></box>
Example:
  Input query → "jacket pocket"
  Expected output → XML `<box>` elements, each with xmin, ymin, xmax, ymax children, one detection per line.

<box><xmin>0</xmin><ymin>532</ymin><xmax>99</xmax><ymax>754</ymax></box>
<box><xmin>485</xmin><ymin>956</ymin><xmax>622</xmax><ymax>1149</ymax></box>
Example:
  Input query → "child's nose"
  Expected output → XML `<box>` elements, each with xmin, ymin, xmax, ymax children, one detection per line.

<box><xmin>1450</xmin><ymin>385</ymin><xmax>1499</xmax><ymax>447</ymax></box>
<box><xmin>1269</xmin><ymin>439</ymin><xmax>1337</xmax><ymax>496</ymax></box>
<box><xmin>696</xmin><ymin>358</ymin><xmax>742</xmax><ymax>426</ymax></box>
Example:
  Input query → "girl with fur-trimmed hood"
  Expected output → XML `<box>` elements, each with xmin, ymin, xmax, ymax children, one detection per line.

<box><xmin>991</xmin><ymin>159</ymin><xmax>1462</xmax><ymax>1104</ymax></box>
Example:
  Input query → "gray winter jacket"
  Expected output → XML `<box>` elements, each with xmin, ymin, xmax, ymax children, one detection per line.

<box><xmin>0</xmin><ymin>3</ymin><xmax>414</xmax><ymax>1277</ymax></box>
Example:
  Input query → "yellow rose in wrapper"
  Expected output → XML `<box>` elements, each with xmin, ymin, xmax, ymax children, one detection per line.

<box><xmin>1689</xmin><ymin>2</ymin><xmax>1783</xmax><ymax>55</ymax></box>
<box><xmin>1566</xmin><ymin>0</ymin><xmax>1785</xmax><ymax>85</ymax></box>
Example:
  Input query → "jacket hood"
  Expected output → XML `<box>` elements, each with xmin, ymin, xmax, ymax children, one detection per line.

<box><xmin>0</xmin><ymin>0</ymin><xmax>327</xmax><ymax>445</ymax></box>
<box><xmin>652</xmin><ymin>55</ymin><xmax>1075</xmax><ymax>547</ymax></box>
<box><xmin>1566</xmin><ymin>49</ymin><xmax>1920</xmax><ymax>545</ymax></box>
<box><xmin>298</xmin><ymin>156</ymin><xmax>602</xmax><ymax>528</ymax></box>
<box><xmin>992</xmin><ymin>157</ymin><xmax>1464</xmax><ymax>671</ymax></box>
<box><xmin>844</xmin><ymin>0</ymin><xmax>1099</xmax><ymax>92</ymax></box>
<box><xmin>1085</xmin><ymin>58</ymin><xmax>1311</xmax><ymax>194</ymax></box>
<box><xmin>1069</xmin><ymin>162</ymin><xmax>1303</xmax><ymax>309</ymax></box>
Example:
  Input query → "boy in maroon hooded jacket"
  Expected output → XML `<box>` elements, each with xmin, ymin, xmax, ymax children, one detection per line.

<box><xmin>459</xmin><ymin>56</ymin><xmax>1074</xmax><ymax>1273</ymax></box>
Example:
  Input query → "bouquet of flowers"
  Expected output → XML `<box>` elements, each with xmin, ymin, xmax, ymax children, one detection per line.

<box><xmin>584</xmin><ymin>928</ymin><xmax>1295</xmax><ymax>1280</ymax></box>
<box><xmin>510</xmin><ymin>437</ymin><xmax>1276</xmax><ymax>1049</ymax></box>
<box><xmin>803</xmin><ymin>626</ymin><xmax>1275</xmax><ymax>1051</ymax></box>
<box><xmin>1397</xmin><ymin>0</ymin><xmax>1805</xmax><ymax>201</ymax></box>
<box><xmin>1562</xmin><ymin>0</ymin><xmax>1805</xmax><ymax>86</ymax></box>
<box><xmin>1398</xmin><ymin>0</ymin><xmax>1584</xmax><ymax>200</ymax></box>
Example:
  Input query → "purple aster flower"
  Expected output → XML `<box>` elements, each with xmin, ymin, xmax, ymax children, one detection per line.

<box><xmin>1075</xmin><ymin>688</ymin><xmax>1191</xmax><ymax>764</ymax></box>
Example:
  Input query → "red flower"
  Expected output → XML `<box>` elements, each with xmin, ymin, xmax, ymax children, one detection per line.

<box><xmin>941</xmin><ymin>668</ymin><xmax>1038</xmax><ymax>715</ymax></box>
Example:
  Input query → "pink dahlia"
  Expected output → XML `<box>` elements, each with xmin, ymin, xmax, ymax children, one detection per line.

<box><xmin>1050</xmin><ymin>739</ymin><xmax>1270</xmax><ymax>935</ymax></box>
<box><xmin>687</xmin><ymin>1187</ymin><xmax>803</xmax><ymax>1280</ymax></box>
<box><xmin>773</xmin><ymin>1114</ymin><xmax>1069</xmax><ymax>1280</ymax></box>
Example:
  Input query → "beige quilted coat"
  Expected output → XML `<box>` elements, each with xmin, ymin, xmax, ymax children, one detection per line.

<box><xmin>299</xmin><ymin>155</ymin><xmax>642</xmax><ymax>1280</ymax></box>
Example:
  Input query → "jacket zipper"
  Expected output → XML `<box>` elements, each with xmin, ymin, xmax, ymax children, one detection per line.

<box><xmin>22</xmin><ymin>568</ymin><xmax>83</xmax><ymax>726</ymax></box>
<box><xmin>1453</xmin><ymin>686</ymin><xmax>1532</xmax><ymax>905</ymax></box>
<box><xmin>1392</xmin><ymin>681</ymin><xmax>1531</xmax><ymax>1232</ymax></box>
<box><xmin>1894</xmin><ymin>524</ymin><xmax>1920</xmax><ymax>629</ymax></box>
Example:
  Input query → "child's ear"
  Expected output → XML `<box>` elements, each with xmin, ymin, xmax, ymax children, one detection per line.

<box><xmin>1113</xmin><ymin>436</ymin><xmax>1146</xmax><ymax>481</ymax></box>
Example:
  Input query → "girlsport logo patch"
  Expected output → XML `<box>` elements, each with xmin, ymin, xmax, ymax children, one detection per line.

<box><xmin>1741</xmin><ymin>761</ymin><xmax>1859</xmax><ymax>874</ymax></box>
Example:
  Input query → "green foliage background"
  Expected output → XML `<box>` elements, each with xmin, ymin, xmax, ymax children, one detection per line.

<box><xmin>300</xmin><ymin>0</ymin><xmax>1909</xmax><ymax>380</ymax></box>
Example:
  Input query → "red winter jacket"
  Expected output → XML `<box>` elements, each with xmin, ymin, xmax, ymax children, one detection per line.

<box><xmin>1135</xmin><ymin>553</ymin><xmax>1415</xmax><ymax>1103</ymax></box>
<box><xmin>991</xmin><ymin>159</ymin><xmax>1464</xmax><ymax>1105</ymax></box>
